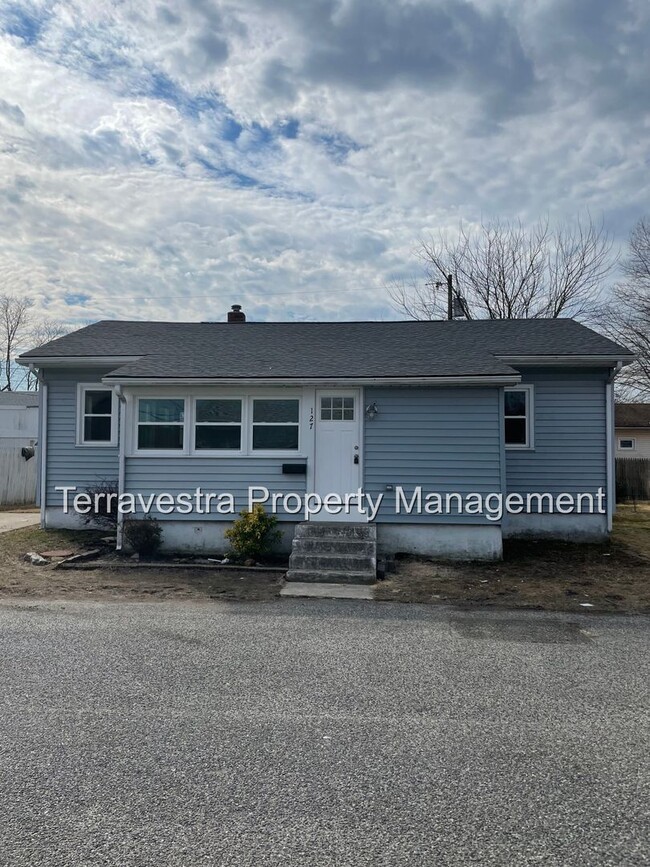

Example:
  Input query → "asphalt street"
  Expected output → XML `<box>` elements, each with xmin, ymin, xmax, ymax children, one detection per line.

<box><xmin>0</xmin><ymin>598</ymin><xmax>648</xmax><ymax>866</ymax></box>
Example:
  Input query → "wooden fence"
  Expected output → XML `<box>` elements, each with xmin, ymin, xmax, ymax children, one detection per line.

<box><xmin>0</xmin><ymin>446</ymin><xmax>38</xmax><ymax>506</ymax></box>
<box><xmin>616</xmin><ymin>457</ymin><xmax>650</xmax><ymax>503</ymax></box>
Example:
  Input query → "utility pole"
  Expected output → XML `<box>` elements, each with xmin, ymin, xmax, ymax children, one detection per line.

<box><xmin>447</xmin><ymin>274</ymin><xmax>453</xmax><ymax>320</ymax></box>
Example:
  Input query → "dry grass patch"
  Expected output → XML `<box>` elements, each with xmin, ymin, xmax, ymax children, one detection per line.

<box><xmin>0</xmin><ymin>526</ymin><xmax>282</xmax><ymax>602</ymax></box>
<box><xmin>376</xmin><ymin>507</ymin><xmax>650</xmax><ymax>613</ymax></box>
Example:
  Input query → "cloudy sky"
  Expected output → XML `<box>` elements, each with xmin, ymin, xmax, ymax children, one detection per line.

<box><xmin>0</xmin><ymin>0</ymin><xmax>648</xmax><ymax>327</ymax></box>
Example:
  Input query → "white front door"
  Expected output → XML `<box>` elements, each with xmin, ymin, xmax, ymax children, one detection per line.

<box><xmin>313</xmin><ymin>389</ymin><xmax>364</xmax><ymax>522</ymax></box>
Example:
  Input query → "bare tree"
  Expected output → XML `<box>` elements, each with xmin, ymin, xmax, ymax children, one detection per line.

<box><xmin>390</xmin><ymin>216</ymin><xmax>615</xmax><ymax>322</ymax></box>
<box><xmin>22</xmin><ymin>319</ymin><xmax>69</xmax><ymax>390</ymax></box>
<box><xmin>599</xmin><ymin>217</ymin><xmax>650</xmax><ymax>398</ymax></box>
<box><xmin>0</xmin><ymin>295</ymin><xmax>34</xmax><ymax>391</ymax></box>
<box><xmin>0</xmin><ymin>295</ymin><xmax>70</xmax><ymax>390</ymax></box>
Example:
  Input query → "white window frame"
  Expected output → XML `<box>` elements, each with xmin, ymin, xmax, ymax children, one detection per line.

<box><xmin>127</xmin><ymin>389</ymin><xmax>304</xmax><ymax>458</ymax></box>
<box><xmin>504</xmin><ymin>385</ymin><xmax>534</xmax><ymax>450</ymax></box>
<box><xmin>618</xmin><ymin>437</ymin><xmax>636</xmax><ymax>451</ymax></box>
<box><xmin>76</xmin><ymin>384</ymin><xmax>118</xmax><ymax>447</ymax></box>
<box><xmin>135</xmin><ymin>396</ymin><xmax>187</xmax><ymax>455</ymax></box>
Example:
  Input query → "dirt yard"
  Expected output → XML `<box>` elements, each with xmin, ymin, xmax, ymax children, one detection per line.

<box><xmin>1</xmin><ymin>506</ymin><xmax>648</xmax><ymax>611</ymax></box>
<box><xmin>0</xmin><ymin>526</ymin><xmax>282</xmax><ymax>602</ymax></box>
<box><xmin>376</xmin><ymin>504</ymin><xmax>650</xmax><ymax>613</ymax></box>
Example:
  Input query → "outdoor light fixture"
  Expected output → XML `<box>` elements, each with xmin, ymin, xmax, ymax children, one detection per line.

<box><xmin>365</xmin><ymin>402</ymin><xmax>378</xmax><ymax>420</ymax></box>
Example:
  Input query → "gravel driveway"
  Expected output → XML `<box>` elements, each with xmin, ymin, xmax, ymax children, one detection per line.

<box><xmin>0</xmin><ymin>599</ymin><xmax>648</xmax><ymax>866</ymax></box>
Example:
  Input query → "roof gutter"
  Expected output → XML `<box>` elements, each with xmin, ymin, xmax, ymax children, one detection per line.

<box><xmin>100</xmin><ymin>374</ymin><xmax>522</xmax><ymax>388</ymax></box>
<box><xmin>16</xmin><ymin>355</ymin><xmax>143</xmax><ymax>368</ymax></box>
<box><xmin>496</xmin><ymin>354</ymin><xmax>634</xmax><ymax>367</ymax></box>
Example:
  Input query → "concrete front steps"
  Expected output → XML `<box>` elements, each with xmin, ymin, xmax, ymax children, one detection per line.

<box><xmin>286</xmin><ymin>522</ymin><xmax>377</xmax><ymax>585</ymax></box>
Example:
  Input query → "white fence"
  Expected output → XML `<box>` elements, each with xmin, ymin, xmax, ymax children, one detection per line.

<box><xmin>0</xmin><ymin>446</ymin><xmax>38</xmax><ymax>506</ymax></box>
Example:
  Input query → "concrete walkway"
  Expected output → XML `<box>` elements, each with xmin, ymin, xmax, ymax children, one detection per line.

<box><xmin>280</xmin><ymin>581</ymin><xmax>374</xmax><ymax>600</ymax></box>
<box><xmin>0</xmin><ymin>511</ymin><xmax>39</xmax><ymax>534</ymax></box>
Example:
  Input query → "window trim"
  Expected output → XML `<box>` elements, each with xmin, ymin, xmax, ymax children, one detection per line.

<box><xmin>504</xmin><ymin>385</ymin><xmax>534</xmax><ymax>450</ymax></box>
<box><xmin>76</xmin><ymin>384</ymin><xmax>118</xmax><ymax>447</ymax></box>
<box><xmin>618</xmin><ymin>437</ymin><xmax>636</xmax><ymax>451</ymax></box>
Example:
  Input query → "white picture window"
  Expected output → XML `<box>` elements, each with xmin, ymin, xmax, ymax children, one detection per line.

<box><xmin>504</xmin><ymin>387</ymin><xmax>533</xmax><ymax>449</ymax></box>
<box><xmin>252</xmin><ymin>399</ymin><xmax>299</xmax><ymax>450</ymax></box>
<box><xmin>618</xmin><ymin>438</ymin><xmax>636</xmax><ymax>451</ymax></box>
<box><xmin>137</xmin><ymin>398</ymin><xmax>185</xmax><ymax>450</ymax></box>
<box><xmin>78</xmin><ymin>385</ymin><xmax>117</xmax><ymax>446</ymax></box>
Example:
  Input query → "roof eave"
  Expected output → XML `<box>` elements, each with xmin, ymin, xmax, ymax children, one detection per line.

<box><xmin>101</xmin><ymin>374</ymin><xmax>522</xmax><ymax>387</ymax></box>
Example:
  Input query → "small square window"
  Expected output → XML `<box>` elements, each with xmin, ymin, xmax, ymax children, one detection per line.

<box><xmin>618</xmin><ymin>438</ymin><xmax>636</xmax><ymax>450</ymax></box>
<box><xmin>320</xmin><ymin>396</ymin><xmax>354</xmax><ymax>422</ymax></box>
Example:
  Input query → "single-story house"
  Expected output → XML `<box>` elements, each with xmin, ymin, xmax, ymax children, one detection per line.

<box><xmin>615</xmin><ymin>403</ymin><xmax>650</xmax><ymax>459</ymax></box>
<box><xmin>17</xmin><ymin>308</ymin><xmax>633</xmax><ymax>560</ymax></box>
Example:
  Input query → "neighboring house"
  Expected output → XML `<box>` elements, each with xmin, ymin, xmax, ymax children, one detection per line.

<box><xmin>0</xmin><ymin>391</ymin><xmax>39</xmax><ymax>506</ymax></box>
<box><xmin>615</xmin><ymin>403</ymin><xmax>650</xmax><ymax>459</ymax></box>
<box><xmin>0</xmin><ymin>391</ymin><xmax>39</xmax><ymax>446</ymax></box>
<box><xmin>17</xmin><ymin>309</ymin><xmax>632</xmax><ymax>559</ymax></box>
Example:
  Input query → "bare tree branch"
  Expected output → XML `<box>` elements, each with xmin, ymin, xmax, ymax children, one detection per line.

<box><xmin>391</xmin><ymin>216</ymin><xmax>615</xmax><ymax>322</ymax></box>
<box><xmin>0</xmin><ymin>295</ymin><xmax>34</xmax><ymax>391</ymax></box>
<box><xmin>597</xmin><ymin>217</ymin><xmax>650</xmax><ymax>398</ymax></box>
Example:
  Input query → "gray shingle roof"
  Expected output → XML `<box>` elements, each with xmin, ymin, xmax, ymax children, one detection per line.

<box><xmin>0</xmin><ymin>391</ymin><xmax>39</xmax><ymax>407</ymax></box>
<box><xmin>616</xmin><ymin>403</ymin><xmax>650</xmax><ymax>428</ymax></box>
<box><xmin>18</xmin><ymin>318</ymin><xmax>633</xmax><ymax>380</ymax></box>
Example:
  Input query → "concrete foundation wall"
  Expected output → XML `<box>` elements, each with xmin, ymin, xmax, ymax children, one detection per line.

<box><xmin>502</xmin><ymin>512</ymin><xmax>608</xmax><ymax>541</ymax></box>
<box><xmin>376</xmin><ymin>523</ymin><xmax>503</xmax><ymax>560</ymax></box>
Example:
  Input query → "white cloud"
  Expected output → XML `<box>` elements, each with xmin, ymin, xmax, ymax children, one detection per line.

<box><xmin>0</xmin><ymin>0</ymin><xmax>647</xmax><ymax>332</ymax></box>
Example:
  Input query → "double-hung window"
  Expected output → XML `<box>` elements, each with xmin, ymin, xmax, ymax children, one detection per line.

<box><xmin>137</xmin><ymin>398</ymin><xmax>185</xmax><ymax>450</ymax></box>
<box><xmin>251</xmin><ymin>399</ymin><xmax>300</xmax><ymax>451</ymax></box>
<box><xmin>504</xmin><ymin>386</ymin><xmax>533</xmax><ymax>449</ymax></box>
<box><xmin>78</xmin><ymin>385</ymin><xmax>117</xmax><ymax>446</ymax></box>
<box><xmin>195</xmin><ymin>399</ymin><xmax>242</xmax><ymax>451</ymax></box>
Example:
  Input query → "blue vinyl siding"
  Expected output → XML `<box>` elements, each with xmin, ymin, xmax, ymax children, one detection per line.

<box><xmin>43</xmin><ymin>369</ymin><xmax>119</xmax><ymax>508</ymax></box>
<box><xmin>505</xmin><ymin>368</ymin><xmax>608</xmax><ymax>500</ymax></box>
<box><xmin>363</xmin><ymin>386</ymin><xmax>503</xmax><ymax>523</ymax></box>
<box><xmin>124</xmin><ymin>457</ymin><xmax>306</xmax><ymax>520</ymax></box>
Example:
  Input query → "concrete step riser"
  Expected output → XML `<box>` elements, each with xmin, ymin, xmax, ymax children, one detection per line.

<box><xmin>295</xmin><ymin>523</ymin><xmax>376</xmax><ymax>541</ymax></box>
<box><xmin>285</xmin><ymin>570</ymin><xmax>376</xmax><ymax>585</ymax></box>
<box><xmin>292</xmin><ymin>538</ymin><xmax>376</xmax><ymax>555</ymax></box>
<box><xmin>289</xmin><ymin>554</ymin><xmax>376</xmax><ymax>571</ymax></box>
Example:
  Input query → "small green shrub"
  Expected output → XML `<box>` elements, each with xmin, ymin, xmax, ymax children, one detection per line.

<box><xmin>225</xmin><ymin>504</ymin><xmax>281</xmax><ymax>561</ymax></box>
<box><xmin>123</xmin><ymin>517</ymin><xmax>163</xmax><ymax>556</ymax></box>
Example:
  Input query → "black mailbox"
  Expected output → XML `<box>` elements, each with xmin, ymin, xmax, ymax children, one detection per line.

<box><xmin>282</xmin><ymin>463</ymin><xmax>307</xmax><ymax>475</ymax></box>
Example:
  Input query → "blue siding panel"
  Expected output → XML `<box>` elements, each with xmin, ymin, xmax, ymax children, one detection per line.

<box><xmin>124</xmin><ymin>457</ymin><xmax>306</xmax><ymax>520</ymax></box>
<box><xmin>506</xmin><ymin>369</ymin><xmax>608</xmax><ymax>498</ymax></box>
<box><xmin>43</xmin><ymin>369</ymin><xmax>119</xmax><ymax>507</ymax></box>
<box><xmin>363</xmin><ymin>386</ymin><xmax>503</xmax><ymax>524</ymax></box>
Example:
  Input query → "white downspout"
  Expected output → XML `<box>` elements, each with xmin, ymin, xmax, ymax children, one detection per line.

<box><xmin>114</xmin><ymin>385</ymin><xmax>126</xmax><ymax>551</ymax></box>
<box><xmin>606</xmin><ymin>362</ymin><xmax>623</xmax><ymax>533</ymax></box>
<box><xmin>35</xmin><ymin>367</ymin><xmax>47</xmax><ymax>529</ymax></box>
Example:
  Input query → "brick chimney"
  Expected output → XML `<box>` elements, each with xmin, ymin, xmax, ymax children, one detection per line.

<box><xmin>227</xmin><ymin>304</ymin><xmax>246</xmax><ymax>323</ymax></box>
